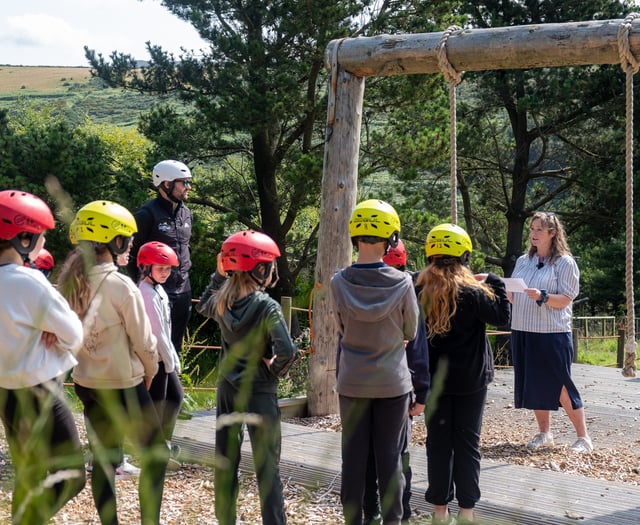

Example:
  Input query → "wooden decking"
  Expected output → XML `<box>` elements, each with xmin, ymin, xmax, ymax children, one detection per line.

<box><xmin>173</xmin><ymin>364</ymin><xmax>640</xmax><ymax>524</ymax></box>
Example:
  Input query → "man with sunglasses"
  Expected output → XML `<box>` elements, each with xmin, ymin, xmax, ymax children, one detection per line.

<box><xmin>127</xmin><ymin>160</ymin><xmax>194</xmax><ymax>360</ymax></box>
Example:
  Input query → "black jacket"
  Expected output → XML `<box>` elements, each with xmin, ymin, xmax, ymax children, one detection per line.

<box><xmin>127</xmin><ymin>196</ymin><xmax>192</xmax><ymax>293</ymax></box>
<box><xmin>426</xmin><ymin>273</ymin><xmax>510</xmax><ymax>395</ymax></box>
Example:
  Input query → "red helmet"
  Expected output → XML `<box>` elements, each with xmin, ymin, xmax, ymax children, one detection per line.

<box><xmin>34</xmin><ymin>248</ymin><xmax>55</xmax><ymax>270</ymax></box>
<box><xmin>221</xmin><ymin>230</ymin><xmax>280</xmax><ymax>272</ymax></box>
<box><xmin>383</xmin><ymin>238</ymin><xmax>407</xmax><ymax>268</ymax></box>
<box><xmin>137</xmin><ymin>241</ymin><xmax>179</xmax><ymax>267</ymax></box>
<box><xmin>0</xmin><ymin>190</ymin><xmax>54</xmax><ymax>240</ymax></box>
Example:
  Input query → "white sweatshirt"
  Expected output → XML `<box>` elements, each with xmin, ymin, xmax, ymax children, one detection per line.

<box><xmin>0</xmin><ymin>264</ymin><xmax>83</xmax><ymax>389</ymax></box>
<box><xmin>139</xmin><ymin>279</ymin><xmax>180</xmax><ymax>373</ymax></box>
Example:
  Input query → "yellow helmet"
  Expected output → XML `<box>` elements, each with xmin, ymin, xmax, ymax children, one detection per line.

<box><xmin>349</xmin><ymin>199</ymin><xmax>400</xmax><ymax>244</ymax></box>
<box><xmin>70</xmin><ymin>201</ymin><xmax>137</xmax><ymax>250</ymax></box>
<box><xmin>425</xmin><ymin>223</ymin><xmax>472</xmax><ymax>259</ymax></box>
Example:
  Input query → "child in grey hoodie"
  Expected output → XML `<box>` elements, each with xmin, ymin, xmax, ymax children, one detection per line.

<box><xmin>330</xmin><ymin>199</ymin><xmax>425</xmax><ymax>525</ymax></box>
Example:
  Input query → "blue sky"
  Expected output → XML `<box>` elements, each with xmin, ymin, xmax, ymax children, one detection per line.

<box><xmin>0</xmin><ymin>0</ymin><xmax>208</xmax><ymax>67</ymax></box>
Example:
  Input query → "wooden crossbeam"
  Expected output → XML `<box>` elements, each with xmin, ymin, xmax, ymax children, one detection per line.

<box><xmin>326</xmin><ymin>19</ymin><xmax>640</xmax><ymax>77</ymax></box>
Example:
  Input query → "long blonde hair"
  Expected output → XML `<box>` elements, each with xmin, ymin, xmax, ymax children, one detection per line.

<box><xmin>215</xmin><ymin>271</ymin><xmax>261</xmax><ymax>317</ymax></box>
<box><xmin>416</xmin><ymin>260</ymin><xmax>495</xmax><ymax>338</ymax></box>
<box><xmin>57</xmin><ymin>243</ymin><xmax>106</xmax><ymax>320</ymax></box>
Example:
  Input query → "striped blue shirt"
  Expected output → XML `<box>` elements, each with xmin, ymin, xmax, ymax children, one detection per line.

<box><xmin>510</xmin><ymin>254</ymin><xmax>579</xmax><ymax>333</ymax></box>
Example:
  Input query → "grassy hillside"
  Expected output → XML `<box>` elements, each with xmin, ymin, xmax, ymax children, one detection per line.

<box><xmin>0</xmin><ymin>66</ymin><xmax>166</xmax><ymax>128</ymax></box>
<box><xmin>0</xmin><ymin>66</ymin><xmax>92</xmax><ymax>93</ymax></box>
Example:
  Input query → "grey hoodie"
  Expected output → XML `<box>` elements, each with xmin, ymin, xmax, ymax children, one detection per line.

<box><xmin>330</xmin><ymin>263</ymin><xmax>419</xmax><ymax>398</ymax></box>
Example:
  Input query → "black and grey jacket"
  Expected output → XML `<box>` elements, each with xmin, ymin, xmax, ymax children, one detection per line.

<box><xmin>127</xmin><ymin>196</ymin><xmax>192</xmax><ymax>293</ymax></box>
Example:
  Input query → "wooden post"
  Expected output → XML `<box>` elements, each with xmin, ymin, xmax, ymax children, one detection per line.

<box><xmin>618</xmin><ymin>328</ymin><xmax>626</xmax><ymax>369</ymax></box>
<box><xmin>310</xmin><ymin>52</ymin><xmax>364</xmax><ymax>416</ymax></box>
<box><xmin>281</xmin><ymin>296</ymin><xmax>292</xmax><ymax>332</ymax></box>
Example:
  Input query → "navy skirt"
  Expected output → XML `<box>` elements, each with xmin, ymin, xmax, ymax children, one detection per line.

<box><xmin>511</xmin><ymin>330</ymin><xmax>583</xmax><ymax>410</ymax></box>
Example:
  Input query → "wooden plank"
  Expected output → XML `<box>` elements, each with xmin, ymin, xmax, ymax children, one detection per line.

<box><xmin>326</xmin><ymin>19</ymin><xmax>640</xmax><ymax>78</ymax></box>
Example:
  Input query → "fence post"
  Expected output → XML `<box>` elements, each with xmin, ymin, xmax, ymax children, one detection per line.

<box><xmin>617</xmin><ymin>328</ymin><xmax>625</xmax><ymax>368</ymax></box>
<box><xmin>281</xmin><ymin>296</ymin><xmax>292</xmax><ymax>332</ymax></box>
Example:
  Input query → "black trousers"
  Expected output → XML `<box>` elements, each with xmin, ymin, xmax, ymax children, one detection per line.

<box><xmin>215</xmin><ymin>380</ymin><xmax>286</xmax><ymax>525</ymax></box>
<box><xmin>75</xmin><ymin>383</ymin><xmax>169</xmax><ymax>525</ymax></box>
<box><xmin>0</xmin><ymin>383</ymin><xmax>86</xmax><ymax>525</ymax></box>
<box><xmin>364</xmin><ymin>416</ymin><xmax>413</xmax><ymax>521</ymax></box>
<box><xmin>167</xmin><ymin>289</ymin><xmax>192</xmax><ymax>354</ymax></box>
<box><xmin>148</xmin><ymin>363</ymin><xmax>184</xmax><ymax>441</ymax></box>
<box><xmin>340</xmin><ymin>394</ymin><xmax>409</xmax><ymax>525</ymax></box>
<box><xmin>424</xmin><ymin>387</ymin><xmax>487</xmax><ymax>510</ymax></box>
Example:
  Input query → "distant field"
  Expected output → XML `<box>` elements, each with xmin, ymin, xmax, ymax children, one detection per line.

<box><xmin>0</xmin><ymin>66</ymin><xmax>92</xmax><ymax>94</ymax></box>
<box><xmin>0</xmin><ymin>65</ymin><xmax>181</xmax><ymax>129</ymax></box>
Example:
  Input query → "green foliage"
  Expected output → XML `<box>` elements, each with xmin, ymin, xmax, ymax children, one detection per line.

<box><xmin>277</xmin><ymin>329</ymin><xmax>312</xmax><ymax>399</ymax></box>
<box><xmin>180</xmin><ymin>318</ymin><xmax>220</xmax><ymax>387</ymax></box>
<box><xmin>0</xmin><ymin>102</ymin><xmax>152</xmax><ymax>266</ymax></box>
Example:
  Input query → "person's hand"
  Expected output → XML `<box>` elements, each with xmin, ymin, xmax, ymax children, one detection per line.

<box><xmin>41</xmin><ymin>331</ymin><xmax>59</xmax><ymax>349</ymax></box>
<box><xmin>144</xmin><ymin>376</ymin><xmax>153</xmax><ymax>390</ymax></box>
<box><xmin>524</xmin><ymin>288</ymin><xmax>541</xmax><ymax>301</ymax></box>
<box><xmin>474</xmin><ymin>273</ymin><xmax>488</xmax><ymax>283</ymax></box>
<box><xmin>216</xmin><ymin>253</ymin><xmax>227</xmax><ymax>277</ymax></box>
<box><xmin>409</xmin><ymin>402</ymin><xmax>425</xmax><ymax>417</ymax></box>
<box><xmin>262</xmin><ymin>355</ymin><xmax>276</xmax><ymax>368</ymax></box>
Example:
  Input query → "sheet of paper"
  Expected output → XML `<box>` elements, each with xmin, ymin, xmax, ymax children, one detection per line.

<box><xmin>501</xmin><ymin>277</ymin><xmax>528</xmax><ymax>293</ymax></box>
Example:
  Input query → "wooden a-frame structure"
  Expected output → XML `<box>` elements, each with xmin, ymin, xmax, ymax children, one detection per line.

<box><xmin>310</xmin><ymin>18</ymin><xmax>640</xmax><ymax>416</ymax></box>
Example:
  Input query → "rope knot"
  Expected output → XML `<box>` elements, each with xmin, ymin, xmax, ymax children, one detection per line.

<box><xmin>618</xmin><ymin>13</ymin><xmax>640</xmax><ymax>74</ymax></box>
<box><xmin>437</xmin><ymin>25</ymin><xmax>464</xmax><ymax>85</ymax></box>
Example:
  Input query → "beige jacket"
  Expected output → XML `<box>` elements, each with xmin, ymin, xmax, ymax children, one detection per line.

<box><xmin>72</xmin><ymin>262</ymin><xmax>158</xmax><ymax>389</ymax></box>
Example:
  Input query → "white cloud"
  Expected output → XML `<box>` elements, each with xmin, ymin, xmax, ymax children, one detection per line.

<box><xmin>4</xmin><ymin>13</ymin><xmax>91</xmax><ymax>49</ymax></box>
<box><xmin>0</xmin><ymin>0</ymin><xmax>207</xmax><ymax>66</ymax></box>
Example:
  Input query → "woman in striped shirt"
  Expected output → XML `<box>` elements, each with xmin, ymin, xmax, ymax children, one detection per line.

<box><xmin>510</xmin><ymin>211</ymin><xmax>592</xmax><ymax>454</ymax></box>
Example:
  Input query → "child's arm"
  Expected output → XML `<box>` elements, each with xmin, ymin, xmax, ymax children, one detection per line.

<box><xmin>477</xmin><ymin>273</ymin><xmax>511</xmax><ymax>327</ymax></box>
<box><xmin>196</xmin><ymin>254</ymin><xmax>227</xmax><ymax>318</ymax></box>
<box><xmin>402</xmin><ymin>277</ymin><xmax>420</xmax><ymax>342</ymax></box>
<box><xmin>39</xmin><ymin>284</ymin><xmax>83</xmax><ymax>355</ymax></box>
<box><xmin>263</xmin><ymin>301</ymin><xmax>298</xmax><ymax>378</ymax></box>
<box><xmin>405</xmin><ymin>305</ymin><xmax>430</xmax><ymax>407</ymax></box>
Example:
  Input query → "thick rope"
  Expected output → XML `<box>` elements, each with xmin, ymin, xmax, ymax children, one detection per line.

<box><xmin>438</xmin><ymin>25</ymin><xmax>464</xmax><ymax>225</ymax></box>
<box><xmin>617</xmin><ymin>13</ymin><xmax>640</xmax><ymax>377</ymax></box>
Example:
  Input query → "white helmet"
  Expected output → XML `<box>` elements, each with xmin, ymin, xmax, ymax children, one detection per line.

<box><xmin>152</xmin><ymin>160</ymin><xmax>192</xmax><ymax>187</ymax></box>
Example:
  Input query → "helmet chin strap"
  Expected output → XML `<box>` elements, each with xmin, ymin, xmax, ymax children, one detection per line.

<box><xmin>249</xmin><ymin>262</ymin><xmax>278</xmax><ymax>290</ymax></box>
<box><xmin>162</xmin><ymin>181</ymin><xmax>181</xmax><ymax>203</ymax></box>
<box><xmin>10</xmin><ymin>233</ymin><xmax>40</xmax><ymax>263</ymax></box>
<box><xmin>141</xmin><ymin>266</ymin><xmax>161</xmax><ymax>286</ymax></box>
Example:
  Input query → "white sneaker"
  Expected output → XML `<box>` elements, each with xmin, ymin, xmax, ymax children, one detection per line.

<box><xmin>115</xmin><ymin>457</ymin><xmax>141</xmax><ymax>478</ymax></box>
<box><xmin>570</xmin><ymin>436</ymin><xmax>593</xmax><ymax>453</ymax></box>
<box><xmin>526</xmin><ymin>432</ymin><xmax>554</xmax><ymax>449</ymax></box>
